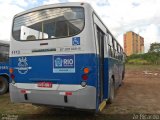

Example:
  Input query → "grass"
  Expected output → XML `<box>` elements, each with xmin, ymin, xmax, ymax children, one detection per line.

<box><xmin>127</xmin><ymin>59</ymin><xmax>151</xmax><ymax>65</ymax></box>
<box><xmin>126</xmin><ymin>64</ymin><xmax>160</xmax><ymax>71</ymax></box>
<box><xmin>0</xmin><ymin>94</ymin><xmax>44</xmax><ymax>114</ymax></box>
<box><xmin>126</xmin><ymin>52</ymin><xmax>160</xmax><ymax>65</ymax></box>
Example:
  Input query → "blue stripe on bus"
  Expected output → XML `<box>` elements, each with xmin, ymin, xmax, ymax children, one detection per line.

<box><xmin>103</xmin><ymin>58</ymin><xmax>109</xmax><ymax>99</ymax></box>
<box><xmin>9</xmin><ymin>54</ymin><xmax>99</xmax><ymax>87</ymax></box>
<box><xmin>0</xmin><ymin>62</ymin><xmax>9</xmax><ymax>75</ymax></box>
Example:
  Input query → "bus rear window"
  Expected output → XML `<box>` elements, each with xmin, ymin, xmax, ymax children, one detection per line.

<box><xmin>12</xmin><ymin>7</ymin><xmax>84</xmax><ymax>41</ymax></box>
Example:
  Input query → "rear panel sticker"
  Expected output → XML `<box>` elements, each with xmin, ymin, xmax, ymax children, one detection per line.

<box><xmin>72</xmin><ymin>37</ymin><xmax>80</xmax><ymax>45</ymax></box>
<box><xmin>14</xmin><ymin>57</ymin><xmax>32</xmax><ymax>74</ymax></box>
<box><xmin>53</xmin><ymin>55</ymin><xmax>75</xmax><ymax>73</ymax></box>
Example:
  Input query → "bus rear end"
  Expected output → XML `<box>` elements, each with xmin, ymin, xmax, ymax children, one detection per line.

<box><xmin>10</xmin><ymin>3</ymin><xmax>98</xmax><ymax>111</ymax></box>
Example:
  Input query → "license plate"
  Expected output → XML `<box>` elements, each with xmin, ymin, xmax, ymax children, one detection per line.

<box><xmin>37</xmin><ymin>82</ymin><xmax>52</xmax><ymax>88</ymax></box>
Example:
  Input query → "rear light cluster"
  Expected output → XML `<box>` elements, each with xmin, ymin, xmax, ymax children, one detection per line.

<box><xmin>21</xmin><ymin>89</ymin><xmax>26</xmax><ymax>94</ymax></box>
<box><xmin>10</xmin><ymin>68</ymin><xmax>15</xmax><ymax>84</ymax></box>
<box><xmin>81</xmin><ymin>67</ymin><xmax>90</xmax><ymax>87</ymax></box>
<box><xmin>82</xmin><ymin>74</ymin><xmax>88</xmax><ymax>80</ymax></box>
<box><xmin>11</xmin><ymin>74</ymin><xmax>15</xmax><ymax>79</ymax></box>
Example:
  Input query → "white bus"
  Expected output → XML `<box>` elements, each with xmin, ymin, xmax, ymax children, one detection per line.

<box><xmin>10</xmin><ymin>2</ymin><xmax>125</xmax><ymax>112</ymax></box>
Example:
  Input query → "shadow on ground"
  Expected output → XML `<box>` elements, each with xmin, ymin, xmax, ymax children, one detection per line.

<box><xmin>17</xmin><ymin>108</ymin><xmax>133</xmax><ymax>120</ymax></box>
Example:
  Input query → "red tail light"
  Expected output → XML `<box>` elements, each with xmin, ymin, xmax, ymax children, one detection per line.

<box><xmin>11</xmin><ymin>74</ymin><xmax>15</xmax><ymax>79</ymax></box>
<box><xmin>82</xmin><ymin>74</ymin><xmax>88</xmax><ymax>80</ymax></box>
<box><xmin>21</xmin><ymin>89</ymin><xmax>26</xmax><ymax>94</ymax></box>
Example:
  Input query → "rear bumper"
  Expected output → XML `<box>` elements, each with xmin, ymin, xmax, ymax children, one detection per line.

<box><xmin>9</xmin><ymin>84</ymin><xmax>96</xmax><ymax>110</ymax></box>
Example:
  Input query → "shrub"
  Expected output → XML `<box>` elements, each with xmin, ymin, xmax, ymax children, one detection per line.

<box><xmin>126</xmin><ymin>52</ymin><xmax>160</xmax><ymax>65</ymax></box>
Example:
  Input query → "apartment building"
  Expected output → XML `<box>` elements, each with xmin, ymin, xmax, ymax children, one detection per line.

<box><xmin>124</xmin><ymin>31</ymin><xmax>144</xmax><ymax>56</ymax></box>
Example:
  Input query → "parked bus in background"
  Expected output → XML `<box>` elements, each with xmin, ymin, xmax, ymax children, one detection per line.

<box><xmin>0</xmin><ymin>40</ymin><xmax>9</xmax><ymax>95</ymax></box>
<box><xmin>10</xmin><ymin>2</ymin><xmax>125</xmax><ymax>112</ymax></box>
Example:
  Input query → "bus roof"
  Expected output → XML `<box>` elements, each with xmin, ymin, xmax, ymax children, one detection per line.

<box><xmin>0</xmin><ymin>40</ymin><xmax>10</xmax><ymax>45</ymax></box>
<box><xmin>14</xmin><ymin>2</ymin><xmax>90</xmax><ymax>17</ymax></box>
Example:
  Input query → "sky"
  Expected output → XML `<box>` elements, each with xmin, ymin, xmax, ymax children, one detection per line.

<box><xmin>0</xmin><ymin>0</ymin><xmax>160</xmax><ymax>52</ymax></box>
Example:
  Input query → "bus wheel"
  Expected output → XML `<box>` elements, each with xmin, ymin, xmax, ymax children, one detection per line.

<box><xmin>108</xmin><ymin>78</ymin><xmax>115</xmax><ymax>104</ymax></box>
<box><xmin>122</xmin><ymin>71</ymin><xmax>125</xmax><ymax>80</ymax></box>
<box><xmin>119</xmin><ymin>73</ymin><xmax>123</xmax><ymax>87</ymax></box>
<box><xmin>0</xmin><ymin>76</ymin><xmax>9</xmax><ymax>95</ymax></box>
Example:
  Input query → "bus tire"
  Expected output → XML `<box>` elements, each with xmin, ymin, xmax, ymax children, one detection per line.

<box><xmin>108</xmin><ymin>77</ymin><xmax>115</xmax><ymax>104</ymax></box>
<box><xmin>0</xmin><ymin>76</ymin><xmax>9</xmax><ymax>95</ymax></box>
<box><xmin>122</xmin><ymin>71</ymin><xmax>125</xmax><ymax>80</ymax></box>
<box><xmin>119</xmin><ymin>73</ymin><xmax>123</xmax><ymax>87</ymax></box>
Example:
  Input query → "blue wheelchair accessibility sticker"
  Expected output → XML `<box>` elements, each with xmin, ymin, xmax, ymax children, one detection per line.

<box><xmin>72</xmin><ymin>37</ymin><xmax>80</xmax><ymax>45</ymax></box>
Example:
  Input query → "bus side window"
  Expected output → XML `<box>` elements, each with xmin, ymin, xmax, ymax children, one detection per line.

<box><xmin>120</xmin><ymin>48</ymin><xmax>123</xmax><ymax>61</ymax></box>
<box><xmin>112</xmin><ymin>39</ymin><xmax>116</xmax><ymax>58</ymax></box>
<box><xmin>108</xmin><ymin>34</ymin><xmax>112</xmax><ymax>57</ymax></box>
<box><xmin>110</xmin><ymin>46</ymin><xmax>115</xmax><ymax>58</ymax></box>
<box><xmin>117</xmin><ymin>43</ymin><xmax>119</xmax><ymax>52</ymax></box>
<box><xmin>108</xmin><ymin>45</ymin><xmax>111</xmax><ymax>57</ymax></box>
<box><xmin>114</xmin><ymin>41</ymin><xmax>117</xmax><ymax>59</ymax></box>
<box><xmin>104</xmin><ymin>34</ymin><xmax>108</xmax><ymax>57</ymax></box>
<box><xmin>117</xmin><ymin>43</ymin><xmax>119</xmax><ymax>59</ymax></box>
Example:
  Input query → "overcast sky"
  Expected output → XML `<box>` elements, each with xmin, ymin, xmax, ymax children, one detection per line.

<box><xmin>0</xmin><ymin>0</ymin><xmax>160</xmax><ymax>52</ymax></box>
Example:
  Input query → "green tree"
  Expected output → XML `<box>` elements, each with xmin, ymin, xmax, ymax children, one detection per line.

<box><xmin>148</xmin><ymin>42</ymin><xmax>160</xmax><ymax>52</ymax></box>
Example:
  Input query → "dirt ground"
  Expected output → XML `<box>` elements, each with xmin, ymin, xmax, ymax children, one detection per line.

<box><xmin>0</xmin><ymin>65</ymin><xmax>160</xmax><ymax>120</ymax></box>
<box><xmin>104</xmin><ymin>65</ymin><xmax>160</xmax><ymax>114</ymax></box>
